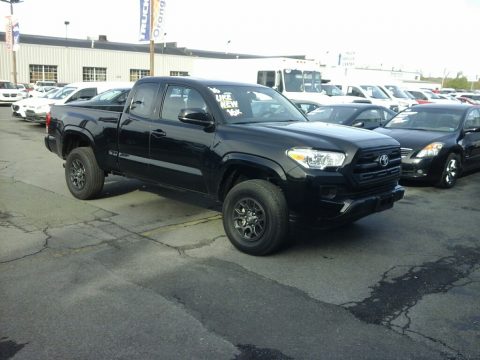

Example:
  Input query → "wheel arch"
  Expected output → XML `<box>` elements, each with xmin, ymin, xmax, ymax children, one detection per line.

<box><xmin>217</xmin><ymin>153</ymin><xmax>288</xmax><ymax>202</ymax></box>
<box><xmin>62</xmin><ymin>127</ymin><xmax>95</xmax><ymax>159</ymax></box>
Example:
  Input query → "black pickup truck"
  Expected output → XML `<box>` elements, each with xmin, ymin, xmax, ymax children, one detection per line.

<box><xmin>45</xmin><ymin>76</ymin><xmax>404</xmax><ymax>255</ymax></box>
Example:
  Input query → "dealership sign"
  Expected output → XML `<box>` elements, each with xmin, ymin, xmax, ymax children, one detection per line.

<box><xmin>139</xmin><ymin>0</ymin><xmax>167</xmax><ymax>42</ymax></box>
<box><xmin>4</xmin><ymin>15</ymin><xmax>20</xmax><ymax>52</ymax></box>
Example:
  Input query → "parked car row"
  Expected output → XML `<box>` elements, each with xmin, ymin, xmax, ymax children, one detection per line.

<box><xmin>10</xmin><ymin>81</ymin><xmax>133</xmax><ymax>124</ymax></box>
<box><xmin>305</xmin><ymin>102</ymin><xmax>480</xmax><ymax>189</ymax></box>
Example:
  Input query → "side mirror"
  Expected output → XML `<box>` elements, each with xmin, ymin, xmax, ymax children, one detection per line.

<box><xmin>178</xmin><ymin>108</ymin><xmax>214</xmax><ymax>127</ymax></box>
<box><xmin>352</xmin><ymin>121</ymin><xmax>365</xmax><ymax>128</ymax></box>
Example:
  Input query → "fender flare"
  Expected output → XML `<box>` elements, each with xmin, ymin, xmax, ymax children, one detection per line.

<box><xmin>62</xmin><ymin>126</ymin><xmax>104</xmax><ymax>167</ymax></box>
<box><xmin>216</xmin><ymin>153</ymin><xmax>288</xmax><ymax>200</ymax></box>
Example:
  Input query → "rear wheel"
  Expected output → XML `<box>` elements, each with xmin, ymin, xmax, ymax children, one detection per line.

<box><xmin>222</xmin><ymin>179</ymin><xmax>288</xmax><ymax>256</ymax></box>
<box><xmin>65</xmin><ymin>147</ymin><xmax>104</xmax><ymax>199</ymax></box>
<box><xmin>436</xmin><ymin>153</ymin><xmax>461</xmax><ymax>189</ymax></box>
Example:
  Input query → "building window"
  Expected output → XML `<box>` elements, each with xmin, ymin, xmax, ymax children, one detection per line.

<box><xmin>170</xmin><ymin>71</ymin><xmax>189</xmax><ymax>76</ymax></box>
<box><xmin>83</xmin><ymin>67</ymin><xmax>107</xmax><ymax>81</ymax></box>
<box><xmin>130</xmin><ymin>69</ymin><xmax>150</xmax><ymax>82</ymax></box>
<box><xmin>29</xmin><ymin>65</ymin><xmax>58</xmax><ymax>83</ymax></box>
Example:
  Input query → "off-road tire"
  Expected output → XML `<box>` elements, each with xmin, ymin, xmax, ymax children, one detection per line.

<box><xmin>65</xmin><ymin>147</ymin><xmax>104</xmax><ymax>199</ymax></box>
<box><xmin>222</xmin><ymin>179</ymin><xmax>288</xmax><ymax>256</ymax></box>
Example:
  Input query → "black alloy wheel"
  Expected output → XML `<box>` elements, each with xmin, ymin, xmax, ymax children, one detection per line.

<box><xmin>223</xmin><ymin>179</ymin><xmax>288</xmax><ymax>256</ymax></box>
<box><xmin>65</xmin><ymin>147</ymin><xmax>105</xmax><ymax>199</ymax></box>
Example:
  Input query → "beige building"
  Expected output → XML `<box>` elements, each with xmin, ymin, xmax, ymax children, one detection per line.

<box><xmin>0</xmin><ymin>32</ymin><xmax>266</xmax><ymax>84</ymax></box>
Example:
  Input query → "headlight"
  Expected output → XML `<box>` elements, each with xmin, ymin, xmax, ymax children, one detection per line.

<box><xmin>287</xmin><ymin>148</ymin><xmax>345</xmax><ymax>169</ymax></box>
<box><xmin>416</xmin><ymin>142</ymin><xmax>443</xmax><ymax>158</ymax></box>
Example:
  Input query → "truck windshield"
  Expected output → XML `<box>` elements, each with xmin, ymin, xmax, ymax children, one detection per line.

<box><xmin>208</xmin><ymin>84</ymin><xmax>307</xmax><ymax>124</ymax></box>
<box><xmin>283</xmin><ymin>69</ymin><xmax>321</xmax><ymax>93</ymax></box>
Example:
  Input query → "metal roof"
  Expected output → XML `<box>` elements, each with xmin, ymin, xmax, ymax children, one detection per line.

<box><xmin>0</xmin><ymin>32</ymin><xmax>307</xmax><ymax>60</ymax></box>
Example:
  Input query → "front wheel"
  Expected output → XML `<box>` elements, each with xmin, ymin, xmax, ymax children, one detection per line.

<box><xmin>222</xmin><ymin>179</ymin><xmax>289</xmax><ymax>256</ymax></box>
<box><xmin>65</xmin><ymin>147</ymin><xmax>105</xmax><ymax>199</ymax></box>
<box><xmin>436</xmin><ymin>153</ymin><xmax>461</xmax><ymax>189</ymax></box>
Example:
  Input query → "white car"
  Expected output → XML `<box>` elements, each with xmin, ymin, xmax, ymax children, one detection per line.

<box><xmin>11</xmin><ymin>87</ymin><xmax>60</xmax><ymax>118</ymax></box>
<box><xmin>381</xmin><ymin>84</ymin><xmax>417</xmax><ymax>111</ymax></box>
<box><xmin>33</xmin><ymin>80</ymin><xmax>56</xmax><ymax>90</ymax></box>
<box><xmin>337</xmin><ymin>84</ymin><xmax>400</xmax><ymax>112</ymax></box>
<box><xmin>405</xmin><ymin>89</ymin><xmax>458</xmax><ymax>104</ymax></box>
<box><xmin>0</xmin><ymin>80</ymin><xmax>24</xmax><ymax>104</ymax></box>
<box><xmin>15</xmin><ymin>83</ymin><xmax>31</xmax><ymax>99</ymax></box>
<box><xmin>24</xmin><ymin>81</ymin><xmax>134</xmax><ymax>124</ymax></box>
<box><xmin>28</xmin><ymin>86</ymin><xmax>59</xmax><ymax>98</ymax></box>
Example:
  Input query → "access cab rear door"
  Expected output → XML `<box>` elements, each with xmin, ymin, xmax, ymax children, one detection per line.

<box><xmin>118</xmin><ymin>79</ymin><xmax>216</xmax><ymax>192</ymax></box>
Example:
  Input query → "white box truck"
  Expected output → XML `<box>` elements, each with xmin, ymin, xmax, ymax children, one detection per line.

<box><xmin>191</xmin><ymin>57</ymin><xmax>361</xmax><ymax>106</ymax></box>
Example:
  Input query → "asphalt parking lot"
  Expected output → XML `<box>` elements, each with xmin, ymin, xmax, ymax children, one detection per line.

<box><xmin>0</xmin><ymin>104</ymin><xmax>479</xmax><ymax>360</ymax></box>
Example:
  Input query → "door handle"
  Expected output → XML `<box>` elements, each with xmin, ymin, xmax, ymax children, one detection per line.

<box><xmin>151</xmin><ymin>129</ymin><xmax>166</xmax><ymax>138</ymax></box>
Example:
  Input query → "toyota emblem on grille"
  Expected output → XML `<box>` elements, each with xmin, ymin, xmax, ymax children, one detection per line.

<box><xmin>378</xmin><ymin>154</ymin><xmax>389</xmax><ymax>167</ymax></box>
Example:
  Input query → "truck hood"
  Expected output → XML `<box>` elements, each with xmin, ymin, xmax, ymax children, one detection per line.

<box><xmin>374</xmin><ymin>128</ymin><xmax>453</xmax><ymax>149</ymax></box>
<box><xmin>243</xmin><ymin>121</ymin><xmax>400</xmax><ymax>150</ymax></box>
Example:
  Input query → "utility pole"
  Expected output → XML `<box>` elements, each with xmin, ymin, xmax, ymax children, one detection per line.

<box><xmin>149</xmin><ymin>1</ymin><xmax>154</xmax><ymax>76</ymax></box>
<box><xmin>64</xmin><ymin>20</ymin><xmax>70</xmax><ymax>40</ymax></box>
<box><xmin>1</xmin><ymin>0</ymin><xmax>22</xmax><ymax>85</ymax></box>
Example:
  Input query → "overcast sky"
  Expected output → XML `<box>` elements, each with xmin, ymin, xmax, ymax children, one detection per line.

<box><xmin>1</xmin><ymin>0</ymin><xmax>479</xmax><ymax>77</ymax></box>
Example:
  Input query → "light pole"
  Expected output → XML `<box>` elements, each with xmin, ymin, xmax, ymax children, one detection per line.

<box><xmin>225</xmin><ymin>39</ymin><xmax>231</xmax><ymax>54</ymax></box>
<box><xmin>64</xmin><ymin>20</ymin><xmax>70</xmax><ymax>40</ymax></box>
<box><xmin>1</xmin><ymin>0</ymin><xmax>22</xmax><ymax>85</ymax></box>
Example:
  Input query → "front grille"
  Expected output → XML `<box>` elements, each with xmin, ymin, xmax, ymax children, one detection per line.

<box><xmin>400</xmin><ymin>147</ymin><xmax>413</xmax><ymax>158</ymax></box>
<box><xmin>352</xmin><ymin>146</ymin><xmax>402</xmax><ymax>186</ymax></box>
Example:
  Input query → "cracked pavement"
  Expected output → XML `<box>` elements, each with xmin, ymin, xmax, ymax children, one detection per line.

<box><xmin>1</xmin><ymin>107</ymin><xmax>480</xmax><ymax>359</ymax></box>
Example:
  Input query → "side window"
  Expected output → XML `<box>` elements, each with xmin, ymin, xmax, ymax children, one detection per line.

<box><xmin>68</xmin><ymin>88</ymin><xmax>97</xmax><ymax>102</ymax></box>
<box><xmin>129</xmin><ymin>83</ymin><xmax>158</xmax><ymax>118</ymax></box>
<box><xmin>347</xmin><ymin>86</ymin><xmax>365</xmax><ymax>98</ymax></box>
<box><xmin>355</xmin><ymin>109</ymin><xmax>382</xmax><ymax>128</ymax></box>
<box><xmin>296</xmin><ymin>102</ymin><xmax>318</xmax><ymax>114</ymax></box>
<box><xmin>410</xmin><ymin>91</ymin><xmax>428</xmax><ymax>100</ymax></box>
<box><xmin>382</xmin><ymin>110</ymin><xmax>394</xmax><ymax>121</ymax></box>
<box><xmin>464</xmin><ymin>109</ymin><xmax>480</xmax><ymax>129</ymax></box>
<box><xmin>257</xmin><ymin>71</ymin><xmax>276</xmax><ymax>88</ymax></box>
<box><xmin>161</xmin><ymin>86</ymin><xmax>207</xmax><ymax>121</ymax></box>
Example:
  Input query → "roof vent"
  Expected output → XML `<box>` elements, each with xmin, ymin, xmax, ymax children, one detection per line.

<box><xmin>98</xmin><ymin>35</ymin><xmax>107</xmax><ymax>41</ymax></box>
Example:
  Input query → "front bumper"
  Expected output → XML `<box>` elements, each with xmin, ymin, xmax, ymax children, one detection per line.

<box><xmin>25</xmin><ymin>110</ymin><xmax>47</xmax><ymax>124</ymax></box>
<box><xmin>0</xmin><ymin>95</ymin><xmax>23</xmax><ymax>103</ymax></box>
<box><xmin>11</xmin><ymin>104</ymin><xmax>26</xmax><ymax>118</ymax></box>
<box><xmin>285</xmin><ymin>166</ymin><xmax>404</xmax><ymax>226</ymax></box>
<box><xmin>400</xmin><ymin>156</ymin><xmax>445</xmax><ymax>182</ymax></box>
<box><xmin>308</xmin><ymin>185</ymin><xmax>405</xmax><ymax>226</ymax></box>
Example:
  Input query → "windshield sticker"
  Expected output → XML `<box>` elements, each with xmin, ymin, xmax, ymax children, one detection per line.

<box><xmin>208</xmin><ymin>87</ymin><xmax>221</xmax><ymax>94</ymax></box>
<box><xmin>214</xmin><ymin>92</ymin><xmax>243</xmax><ymax>117</ymax></box>
<box><xmin>389</xmin><ymin>112</ymin><xmax>411</xmax><ymax>124</ymax></box>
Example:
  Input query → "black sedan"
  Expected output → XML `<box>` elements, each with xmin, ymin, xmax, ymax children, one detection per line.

<box><xmin>375</xmin><ymin>104</ymin><xmax>480</xmax><ymax>188</ymax></box>
<box><xmin>307</xmin><ymin>103</ymin><xmax>396</xmax><ymax>129</ymax></box>
<box><xmin>67</xmin><ymin>87</ymin><xmax>132</xmax><ymax>112</ymax></box>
